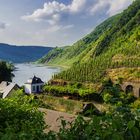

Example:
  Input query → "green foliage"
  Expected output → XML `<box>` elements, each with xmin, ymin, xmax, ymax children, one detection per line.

<box><xmin>0</xmin><ymin>90</ymin><xmax>54</xmax><ymax>140</ymax></box>
<box><xmin>40</xmin><ymin>0</ymin><xmax>140</xmax><ymax>83</ymax></box>
<box><xmin>57</xmin><ymin>109</ymin><xmax>140</xmax><ymax>140</ymax></box>
<box><xmin>103</xmin><ymin>93</ymin><xmax>113</xmax><ymax>103</ymax></box>
<box><xmin>38</xmin><ymin>12</ymin><xmax>120</xmax><ymax>66</ymax></box>
<box><xmin>37</xmin><ymin>95</ymin><xmax>83</xmax><ymax>114</ymax></box>
<box><xmin>1</xmin><ymin>1</ymin><xmax>140</xmax><ymax>139</ymax></box>
<box><xmin>43</xmin><ymin>84</ymin><xmax>102</xmax><ymax>102</ymax></box>
<box><xmin>54</xmin><ymin>88</ymin><xmax>139</xmax><ymax>140</ymax></box>
<box><xmin>37</xmin><ymin>47</ymin><xmax>63</xmax><ymax>64</ymax></box>
<box><xmin>0</xmin><ymin>90</ymin><xmax>140</xmax><ymax>140</ymax></box>
<box><xmin>101</xmin><ymin>79</ymin><xmax>136</xmax><ymax>105</ymax></box>
<box><xmin>0</xmin><ymin>61</ymin><xmax>14</xmax><ymax>82</ymax></box>
<box><xmin>131</xmin><ymin>98</ymin><xmax>140</xmax><ymax>109</ymax></box>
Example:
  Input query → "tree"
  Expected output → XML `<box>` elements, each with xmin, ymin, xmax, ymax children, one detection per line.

<box><xmin>0</xmin><ymin>61</ymin><xmax>14</xmax><ymax>82</ymax></box>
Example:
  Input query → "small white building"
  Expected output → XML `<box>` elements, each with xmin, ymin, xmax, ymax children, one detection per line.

<box><xmin>24</xmin><ymin>76</ymin><xmax>44</xmax><ymax>94</ymax></box>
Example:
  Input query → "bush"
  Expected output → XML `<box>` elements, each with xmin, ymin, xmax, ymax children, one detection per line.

<box><xmin>0</xmin><ymin>90</ymin><xmax>54</xmax><ymax>140</ymax></box>
<box><xmin>57</xmin><ymin>109</ymin><xmax>140</xmax><ymax>140</ymax></box>
<box><xmin>43</xmin><ymin>85</ymin><xmax>102</xmax><ymax>102</ymax></box>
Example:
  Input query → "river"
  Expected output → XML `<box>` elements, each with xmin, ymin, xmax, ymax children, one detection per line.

<box><xmin>13</xmin><ymin>63</ymin><xmax>61</xmax><ymax>86</ymax></box>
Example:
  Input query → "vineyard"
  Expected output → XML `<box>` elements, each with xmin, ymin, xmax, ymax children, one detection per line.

<box><xmin>40</xmin><ymin>0</ymin><xmax>140</xmax><ymax>83</ymax></box>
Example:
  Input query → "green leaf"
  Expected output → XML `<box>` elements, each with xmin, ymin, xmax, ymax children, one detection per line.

<box><xmin>112</xmin><ymin>133</ymin><xmax>124</xmax><ymax>140</ymax></box>
<box><xmin>131</xmin><ymin>127</ymin><xmax>140</xmax><ymax>140</ymax></box>
<box><xmin>127</xmin><ymin>121</ymin><xmax>135</xmax><ymax>130</ymax></box>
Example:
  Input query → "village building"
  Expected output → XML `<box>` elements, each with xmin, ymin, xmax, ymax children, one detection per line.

<box><xmin>24</xmin><ymin>76</ymin><xmax>44</xmax><ymax>94</ymax></box>
<box><xmin>0</xmin><ymin>81</ymin><xmax>20</xmax><ymax>98</ymax></box>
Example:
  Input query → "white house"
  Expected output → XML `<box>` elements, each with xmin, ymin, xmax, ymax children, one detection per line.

<box><xmin>24</xmin><ymin>76</ymin><xmax>44</xmax><ymax>94</ymax></box>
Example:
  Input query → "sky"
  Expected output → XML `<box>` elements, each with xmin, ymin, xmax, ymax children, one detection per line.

<box><xmin>0</xmin><ymin>0</ymin><xmax>133</xmax><ymax>47</ymax></box>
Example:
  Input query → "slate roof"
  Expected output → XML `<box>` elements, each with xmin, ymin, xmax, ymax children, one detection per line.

<box><xmin>25</xmin><ymin>76</ymin><xmax>44</xmax><ymax>84</ymax></box>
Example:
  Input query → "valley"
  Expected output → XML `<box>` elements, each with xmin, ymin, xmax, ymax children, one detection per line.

<box><xmin>39</xmin><ymin>0</ymin><xmax>140</xmax><ymax>85</ymax></box>
<box><xmin>0</xmin><ymin>0</ymin><xmax>140</xmax><ymax>139</ymax></box>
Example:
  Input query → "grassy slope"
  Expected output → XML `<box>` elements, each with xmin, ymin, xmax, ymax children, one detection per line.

<box><xmin>38</xmin><ymin>95</ymin><xmax>83</xmax><ymax>114</ymax></box>
<box><xmin>40</xmin><ymin>0</ymin><xmax>140</xmax><ymax>83</ymax></box>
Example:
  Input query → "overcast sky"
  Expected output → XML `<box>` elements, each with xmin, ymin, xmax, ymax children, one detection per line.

<box><xmin>0</xmin><ymin>0</ymin><xmax>132</xmax><ymax>47</ymax></box>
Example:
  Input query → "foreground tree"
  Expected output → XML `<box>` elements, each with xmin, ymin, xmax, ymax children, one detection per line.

<box><xmin>0</xmin><ymin>61</ymin><xmax>14</xmax><ymax>82</ymax></box>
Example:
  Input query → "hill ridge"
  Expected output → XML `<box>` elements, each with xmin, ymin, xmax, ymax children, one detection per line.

<box><xmin>0</xmin><ymin>43</ymin><xmax>52</xmax><ymax>63</ymax></box>
<box><xmin>39</xmin><ymin>0</ymin><xmax>140</xmax><ymax>83</ymax></box>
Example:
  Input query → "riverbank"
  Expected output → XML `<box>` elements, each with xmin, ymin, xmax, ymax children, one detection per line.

<box><xmin>35</xmin><ymin>60</ymin><xmax>70</xmax><ymax>70</ymax></box>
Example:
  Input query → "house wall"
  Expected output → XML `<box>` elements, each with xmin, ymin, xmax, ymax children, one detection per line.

<box><xmin>24</xmin><ymin>84</ymin><xmax>32</xmax><ymax>94</ymax></box>
<box><xmin>24</xmin><ymin>83</ymin><xmax>44</xmax><ymax>94</ymax></box>
<box><xmin>31</xmin><ymin>83</ymin><xmax>44</xmax><ymax>93</ymax></box>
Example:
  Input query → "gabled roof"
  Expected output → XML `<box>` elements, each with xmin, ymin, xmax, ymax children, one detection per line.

<box><xmin>2</xmin><ymin>83</ymin><xmax>17</xmax><ymax>98</ymax></box>
<box><xmin>0</xmin><ymin>81</ymin><xmax>20</xmax><ymax>98</ymax></box>
<box><xmin>25</xmin><ymin>76</ymin><xmax>44</xmax><ymax>84</ymax></box>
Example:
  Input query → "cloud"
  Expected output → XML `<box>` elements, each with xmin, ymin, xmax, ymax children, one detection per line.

<box><xmin>69</xmin><ymin>0</ymin><xmax>86</xmax><ymax>13</ymax></box>
<box><xmin>90</xmin><ymin>0</ymin><xmax>132</xmax><ymax>16</ymax></box>
<box><xmin>19</xmin><ymin>0</ymin><xmax>133</xmax><ymax>46</ymax></box>
<box><xmin>90</xmin><ymin>1</ymin><xmax>107</xmax><ymax>14</ymax></box>
<box><xmin>107</xmin><ymin>0</ymin><xmax>132</xmax><ymax>16</ymax></box>
<box><xmin>0</xmin><ymin>22</ymin><xmax>7</xmax><ymax>29</ymax></box>
<box><xmin>22</xmin><ymin>1</ymin><xmax>68</xmax><ymax>24</ymax></box>
<box><xmin>22</xmin><ymin>0</ymin><xmax>87</xmax><ymax>24</ymax></box>
<box><xmin>22</xmin><ymin>0</ymin><xmax>132</xmax><ymax>25</ymax></box>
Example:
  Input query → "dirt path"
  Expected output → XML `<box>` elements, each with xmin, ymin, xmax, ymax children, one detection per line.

<box><xmin>39</xmin><ymin>108</ymin><xmax>76</xmax><ymax>132</ymax></box>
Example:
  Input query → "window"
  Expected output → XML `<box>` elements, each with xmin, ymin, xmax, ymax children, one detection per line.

<box><xmin>32</xmin><ymin>86</ymin><xmax>36</xmax><ymax>92</ymax></box>
<box><xmin>40</xmin><ymin>85</ymin><xmax>43</xmax><ymax>91</ymax></box>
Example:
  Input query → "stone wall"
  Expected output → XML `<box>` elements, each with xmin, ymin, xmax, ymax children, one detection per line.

<box><xmin>121</xmin><ymin>82</ymin><xmax>140</xmax><ymax>98</ymax></box>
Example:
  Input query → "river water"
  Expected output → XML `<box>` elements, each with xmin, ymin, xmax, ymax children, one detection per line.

<box><xmin>13</xmin><ymin>63</ymin><xmax>61</xmax><ymax>86</ymax></box>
